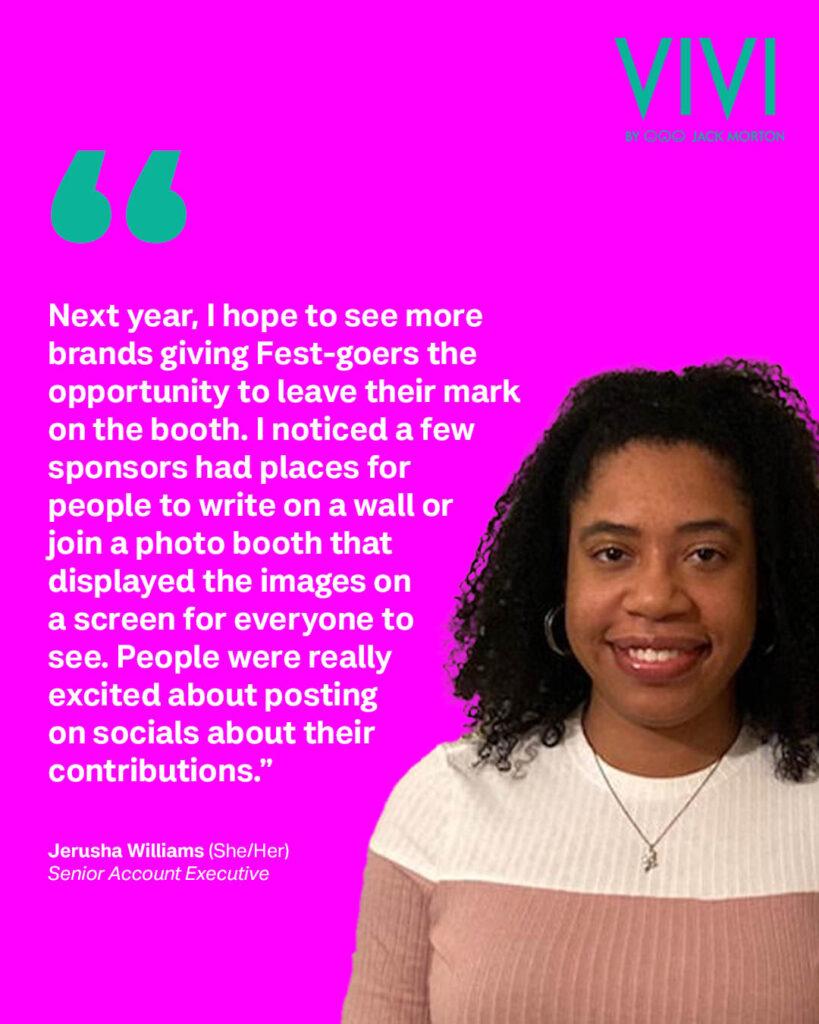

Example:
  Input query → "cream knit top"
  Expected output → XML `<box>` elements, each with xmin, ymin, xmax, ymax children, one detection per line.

<box><xmin>344</xmin><ymin>712</ymin><xmax>818</xmax><ymax>1022</ymax></box>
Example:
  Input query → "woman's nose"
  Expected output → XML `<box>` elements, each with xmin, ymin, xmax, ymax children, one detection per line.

<box><xmin>623</xmin><ymin>558</ymin><xmax>692</xmax><ymax>619</ymax></box>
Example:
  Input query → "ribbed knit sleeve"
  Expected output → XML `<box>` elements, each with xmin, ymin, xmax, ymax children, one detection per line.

<box><xmin>368</xmin><ymin>744</ymin><xmax>451</xmax><ymax>880</ymax></box>
<box><xmin>342</xmin><ymin>853</ymin><xmax>434</xmax><ymax>1023</ymax></box>
<box><xmin>343</xmin><ymin>748</ymin><xmax>449</xmax><ymax>1021</ymax></box>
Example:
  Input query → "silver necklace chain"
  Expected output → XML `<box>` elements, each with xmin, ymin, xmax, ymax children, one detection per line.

<box><xmin>592</xmin><ymin>750</ymin><xmax>724</xmax><ymax>873</ymax></box>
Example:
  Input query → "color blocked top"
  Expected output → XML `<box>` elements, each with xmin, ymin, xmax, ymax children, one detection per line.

<box><xmin>343</xmin><ymin>712</ymin><xmax>819</xmax><ymax>1023</ymax></box>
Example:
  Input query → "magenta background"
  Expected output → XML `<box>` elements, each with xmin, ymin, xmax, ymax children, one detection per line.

<box><xmin>5</xmin><ymin>3</ymin><xmax>818</xmax><ymax>1021</ymax></box>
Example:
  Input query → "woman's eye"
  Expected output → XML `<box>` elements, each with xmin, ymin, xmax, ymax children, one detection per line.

<box><xmin>689</xmin><ymin>547</ymin><xmax>723</xmax><ymax>565</ymax></box>
<box><xmin>593</xmin><ymin>546</ymin><xmax>627</xmax><ymax>563</ymax></box>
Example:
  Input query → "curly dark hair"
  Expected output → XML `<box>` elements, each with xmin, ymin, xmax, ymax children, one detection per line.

<box><xmin>450</xmin><ymin>359</ymin><xmax>819</xmax><ymax>782</ymax></box>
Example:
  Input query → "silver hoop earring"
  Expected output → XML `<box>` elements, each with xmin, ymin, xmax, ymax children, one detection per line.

<box><xmin>544</xmin><ymin>604</ymin><xmax>570</xmax><ymax>658</ymax></box>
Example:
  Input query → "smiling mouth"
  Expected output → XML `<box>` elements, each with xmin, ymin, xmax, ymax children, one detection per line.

<box><xmin>608</xmin><ymin>642</ymin><xmax>711</xmax><ymax>681</ymax></box>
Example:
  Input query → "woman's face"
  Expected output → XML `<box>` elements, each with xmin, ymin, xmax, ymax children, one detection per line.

<box><xmin>565</xmin><ymin>441</ymin><xmax>757</xmax><ymax>731</ymax></box>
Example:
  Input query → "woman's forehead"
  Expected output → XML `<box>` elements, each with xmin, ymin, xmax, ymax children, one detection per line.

<box><xmin>571</xmin><ymin>441</ymin><xmax>753</xmax><ymax>522</ymax></box>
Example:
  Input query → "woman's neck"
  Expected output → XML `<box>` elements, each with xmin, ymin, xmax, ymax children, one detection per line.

<box><xmin>581</xmin><ymin>693</ymin><xmax>741</xmax><ymax>778</ymax></box>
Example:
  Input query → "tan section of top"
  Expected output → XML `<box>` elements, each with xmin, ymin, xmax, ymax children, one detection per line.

<box><xmin>344</xmin><ymin>852</ymin><xmax>819</xmax><ymax>1023</ymax></box>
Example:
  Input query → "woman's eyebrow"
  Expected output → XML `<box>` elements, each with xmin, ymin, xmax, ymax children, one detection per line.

<box><xmin>578</xmin><ymin>519</ymin><xmax>741</xmax><ymax>541</ymax></box>
<box><xmin>578</xmin><ymin>521</ymin><xmax>638</xmax><ymax>541</ymax></box>
<box><xmin>676</xmin><ymin>519</ymin><xmax>741</xmax><ymax>540</ymax></box>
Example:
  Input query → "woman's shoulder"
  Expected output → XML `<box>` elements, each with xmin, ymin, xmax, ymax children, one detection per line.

<box><xmin>369</xmin><ymin>736</ymin><xmax>483</xmax><ymax>835</ymax></box>
<box><xmin>368</xmin><ymin>731</ymin><xmax>563</xmax><ymax>879</ymax></box>
<box><xmin>374</xmin><ymin>731</ymin><xmax>552</xmax><ymax>814</ymax></box>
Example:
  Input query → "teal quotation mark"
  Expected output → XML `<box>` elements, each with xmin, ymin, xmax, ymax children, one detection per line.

<box><xmin>51</xmin><ymin>151</ymin><xmax>186</xmax><ymax>243</ymax></box>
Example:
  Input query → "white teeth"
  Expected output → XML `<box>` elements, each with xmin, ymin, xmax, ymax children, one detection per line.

<box><xmin>627</xmin><ymin>648</ymin><xmax>683</xmax><ymax>663</ymax></box>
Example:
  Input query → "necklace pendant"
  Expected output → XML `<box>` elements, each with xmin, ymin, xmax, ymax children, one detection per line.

<box><xmin>642</xmin><ymin>846</ymin><xmax>658</xmax><ymax>872</ymax></box>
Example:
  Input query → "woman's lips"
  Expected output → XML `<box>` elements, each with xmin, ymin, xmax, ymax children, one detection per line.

<box><xmin>608</xmin><ymin>641</ymin><xmax>710</xmax><ymax>682</ymax></box>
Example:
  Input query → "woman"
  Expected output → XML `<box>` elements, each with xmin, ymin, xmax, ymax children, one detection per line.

<box><xmin>343</xmin><ymin>360</ymin><xmax>819</xmax><ymax>1023</ymax></box>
